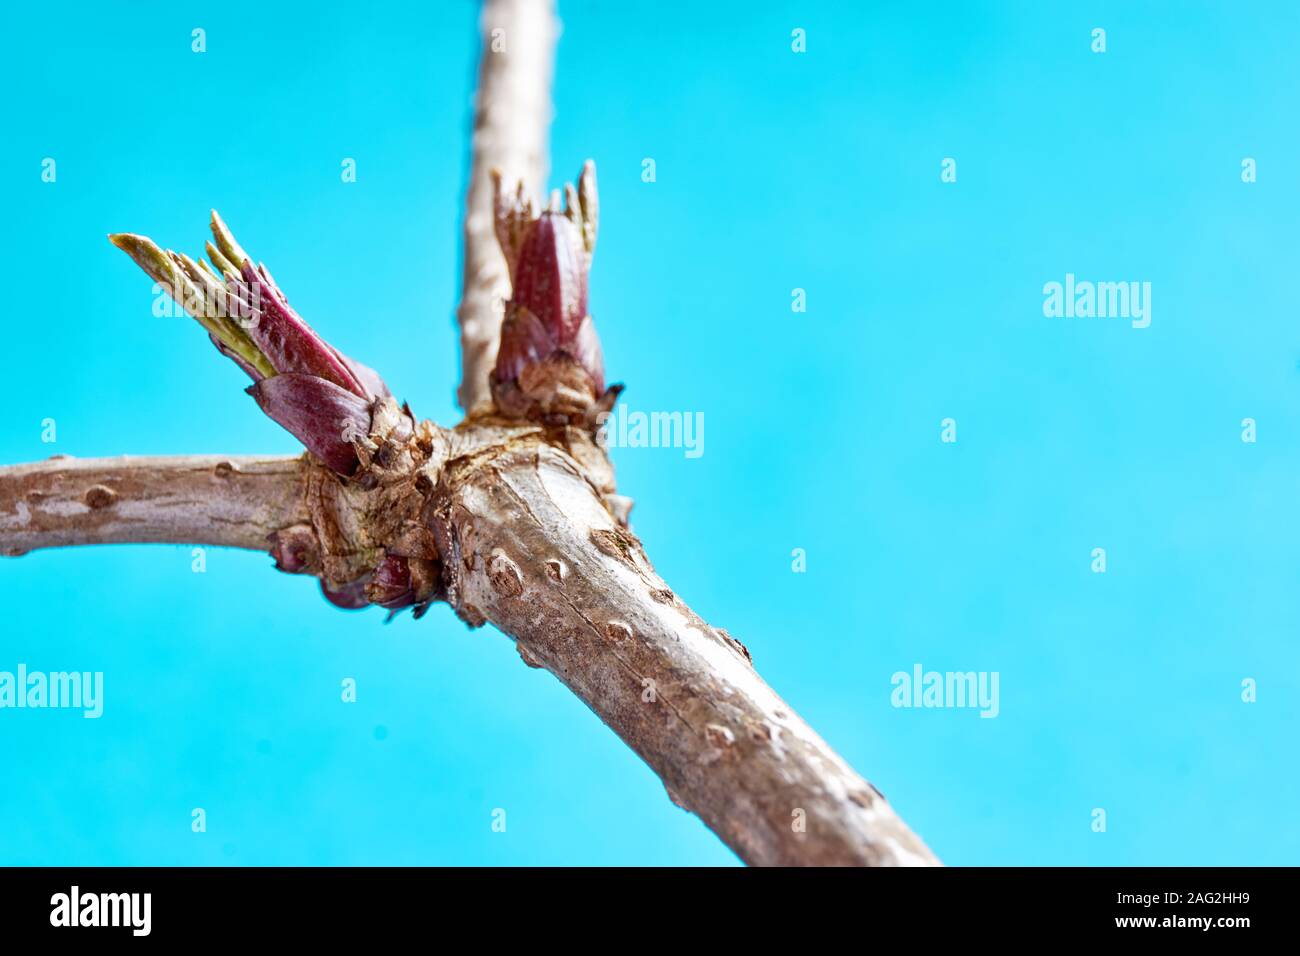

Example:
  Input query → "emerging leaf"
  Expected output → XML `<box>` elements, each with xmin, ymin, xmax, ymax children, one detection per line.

<box><xmin>111</xmin><ymin>211</ymin><xmax>399</xmax><ymax>475</ymax></box>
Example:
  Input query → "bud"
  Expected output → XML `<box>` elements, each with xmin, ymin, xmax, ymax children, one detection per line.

<box><xmin>246</xmin><ymin>373</ymin><xmax>372</xmax><ymax>477</ymax></box>
<box><xmin>366</xmin><ymin>553</ymin><xmax>414</xmax><ymax>609</ymax></box>
<box><xmin>337</xmin><ymin>352</ymin><xmax>392</xmax><ymax>402</ymax></box>
<box><xmin>111</xmin><ymin>211</ymin><xmax>398</xmax><ymax>477</ymax></box>
<box><xmin>267</xmin><ymin>524</ymin><xmax>320</xmax><ymax>574</ymax></box>
<box><xmin>510</xmin><ymin>213</ymin><xmax>588</xmax><ymax>346</ymax></box>
<box><xmin>364</xmin><ymin>553</ymin><xmax>442</xmax><ymax>611</ymax></box>
<box><xmin>320</xmin><ymin>578</ymin><xmax>370</xmax><ymax>610</ymax></box>
<box><xmin>234</xmin><ymin>260</ymin><xmax>369</xmax><ymax>399</ymax></box>
<box><xmin>491</xmin><ymin>162</ymin><xmax>610</xmax><ymax>421</ymax></box>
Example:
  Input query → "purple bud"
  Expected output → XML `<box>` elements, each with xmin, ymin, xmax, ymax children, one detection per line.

<box><xmin>267</xmin><ymin>524</ymin><xmax>319</xmax><ymax>574</ymax></box>
<box><xmin>568</xmin><ymin>315</ymin><xmax>605</xmax><ymax>393</ymax></box>
<box><xmin>492</xmin><ymin>307</ymin><xmax>555</xmax><ymax>390</ymax></box>
<box><xmin>246</xmin><ymin>373</ymin><xmax>372</xmax><ymax>476</ymax></box>
<box><xmin>366</xmin><ymin>554</ymin><xmax>415</xmax><ymax>609</ymax></box>
<box><xmin>316</xmin><ymin>557</ymin><xmax>441</xmax><ymax>613</ymax></box>
<box><xmin>511</xmin><ymin>213</ymin><xmax>588</xmax><ymax>344</ymax></box>
<box><xmin>320</xmin><ymin>578</ymin><xmax>370</xmax><ymax>610</ymax></box>
<box><xmin>491</xmin><ymin>166</ymin><xmax>607</xmax><ymax>410</ymax></box>
<box><xmin>333</xmin><ymin>349</ymin><xmax>392</xmax><ymax>401</ymax></box>
<box><xmin>239</xmin><ymin>261</ymin><xmax>368</xmax><ymax>398</ymax></box>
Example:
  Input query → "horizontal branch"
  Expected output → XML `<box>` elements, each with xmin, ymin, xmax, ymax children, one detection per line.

<box><xmin>1</xmin><ymin>439</ymin><xmax>941</xmax><ymax>863</ymax></box>
<box><xmin>0</xmin><ymin>455</ymin><xmax>310</xmax><ymax>556</ymax></box>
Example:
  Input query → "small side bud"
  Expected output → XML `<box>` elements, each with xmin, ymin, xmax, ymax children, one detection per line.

<box><xmin>320</xmin><ymin>578</ymin><xmax>370</xmax><ymax>610</ymax></box>
<box><xmin>366</xmin><ymin>553</ymin><xmax>414</xmax><ymax>609</ymax></box>
<box><xmin>267</xmin><ymin>524</ymin><xmax>320</xmax><ymax>574</ymax></box>
<box><xmin>365</xmin><ymin>553</ymin><xmax>442</xmax><ymax>611</ymax></box>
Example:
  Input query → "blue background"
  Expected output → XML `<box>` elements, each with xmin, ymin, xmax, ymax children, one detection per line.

<box><xmin>2</xmin><ymin>0</ymin><xmax>1297</xmax><ymax>865</ymax></box>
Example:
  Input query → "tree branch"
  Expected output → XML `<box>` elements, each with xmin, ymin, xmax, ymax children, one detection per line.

<box><xmin>0</xmin><ymin>0</ymin><xmax>942</xmax><ymax>867</ymax></box>
<box><xmin>0</xmin><ymin>455</ymin><xmax>309</xmax><ymax>556</ymax></box>
<box><xmin>455</xmin><ymin>0</ymin><xmax>556</xmax><ymax>413</ymax></box>
<box><xmin>430</xmin><ymin>430</ymin><xmax>940</xmax><ymax>866</ymax></box>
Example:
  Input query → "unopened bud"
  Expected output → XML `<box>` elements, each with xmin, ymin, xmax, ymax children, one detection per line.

<box><xmin>366</xmin><ymin>553</ymin><xmax>414</xmax><ymax>609</ymax></box>
<box><xmin>363</xmin><ymin>554</ymin><xmax>442</xmax><ymax>611</ymax></box>
<box><xmin>491</xmin><ymin>162</ymin><xmax>608</xmax><ymax>420</ymax></box>
<box><xmin>267</xmin><ymin>524</ymin><xmax>320</xmax><ymax>574</ymax></box>
<box><xmin>320</xmin><ymin>577</ymin><xmax>370</xmax><ymax>610</ymax></box>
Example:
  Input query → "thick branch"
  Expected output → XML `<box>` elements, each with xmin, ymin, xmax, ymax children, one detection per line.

<box><xmin>455</xmin><ymin>0</ymin><xmax>556</xmax><ymax>413</ymax></box>
<box><xmin>0</xmin><ymin>455</ymin><xmax>309</xmax><ymax>556</ymax></box>
<box><xmin>431</xmin><ymin>434</ymin><xmax>940</xmax><ymax>866</ymax></box>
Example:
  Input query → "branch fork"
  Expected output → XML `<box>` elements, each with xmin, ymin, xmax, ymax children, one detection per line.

<box><xmin>0</xmin><ymin>0</ymin><xmax>939</xmax><ymax>867</ymax></box>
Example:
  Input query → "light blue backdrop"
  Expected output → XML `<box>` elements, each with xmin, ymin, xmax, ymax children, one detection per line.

<box><xmin>1</xmin><ymin>0</ymin><xmax>1297</xmax><ymax>865</ymax></box>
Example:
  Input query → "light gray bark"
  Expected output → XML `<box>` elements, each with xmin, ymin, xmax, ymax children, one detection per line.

<box><xmin>455</xmin><ymin>0</ymin><xmax>556</xmax><ymax>413</ymax></box>
<box><xmin>0</xmin><ymin>454</ymin><xmax>308</xmax><ymax>556</ymax></box>
<box><xmin>428</xmin><ymin>427</ymin><xmax>939</xmax><ymax>865</ymax></box>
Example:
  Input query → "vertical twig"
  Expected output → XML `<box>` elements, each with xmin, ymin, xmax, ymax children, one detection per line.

<box><xmin>455</xmin><ymin>0</ymin><xmax>556</xmax><ymax>412</ymax></box>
